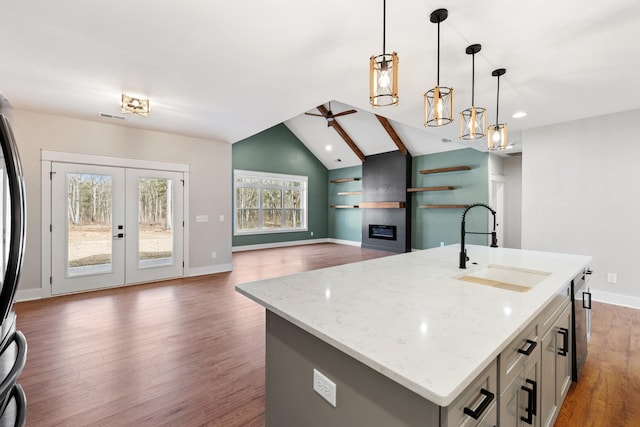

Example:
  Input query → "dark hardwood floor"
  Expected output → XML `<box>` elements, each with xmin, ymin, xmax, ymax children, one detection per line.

<box><xmin>12</xmin><ymin>244</ymin><xmax>640</xmax><ymax>426</ymax></box>
<box><xmin>14</xmin><ymin>244</ymin><xmax>391</xmax><ymax>426</ymax></box>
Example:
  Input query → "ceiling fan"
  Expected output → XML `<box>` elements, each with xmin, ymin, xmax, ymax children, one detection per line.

<box><xmin>305</xmin><ymin>102</ymin><xmax>357</xmax><ymax>127</ymax></box>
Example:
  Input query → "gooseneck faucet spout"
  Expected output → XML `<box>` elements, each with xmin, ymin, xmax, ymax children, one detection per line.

<box><xmin>459</xmin><ymin>203</ymin><xmax>498</xmax><ymax>269</ymax></box>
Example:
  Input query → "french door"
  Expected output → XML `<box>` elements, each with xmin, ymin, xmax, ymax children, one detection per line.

<box><xmin>51</xmin><ymin>162</ymin><xmax>183</xmax><ymax>295</ymax></box>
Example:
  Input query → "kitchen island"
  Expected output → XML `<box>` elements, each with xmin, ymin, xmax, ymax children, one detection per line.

<box><xmin>236</xmin><ymin>245</ymin><xmax>591</xmax><ymax>426</ymax></box>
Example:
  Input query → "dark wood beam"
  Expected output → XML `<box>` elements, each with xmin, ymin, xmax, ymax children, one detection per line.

<box><xmin>317</xmin><ymin>105</ymin><xmax>365</xmax><ymax>162</ymax></box>
<box><xmin>375</xmin><ymin>115</ymin><xmax>408</xmax><ymax>155</ymax></box>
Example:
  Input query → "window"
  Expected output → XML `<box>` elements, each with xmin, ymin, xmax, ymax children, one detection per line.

<box><xmin>234</xmin><ymin>170</ymin><xmax>307</xmax><ymax>235</ymax></box>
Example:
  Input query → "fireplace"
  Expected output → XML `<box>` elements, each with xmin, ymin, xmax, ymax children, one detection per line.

<box><xmin>361</xmin><ymin>151</ymin><xmax>411</xmax><ymax>253</ymax></box>
<box><xmin>369</xmin><ymin>224</ymin><xmax>397</xmax><ymax>241</ymax></box>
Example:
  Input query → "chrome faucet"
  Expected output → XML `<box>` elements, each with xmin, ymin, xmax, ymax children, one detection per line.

<box><xmin>459</xmin><ymin>203</ymin><xmax>498</xmax><ymax>269</ymax></box>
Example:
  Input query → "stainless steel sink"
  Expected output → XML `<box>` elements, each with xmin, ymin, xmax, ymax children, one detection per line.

<box><xmin>455</xmin><ymin>265</ymin><xmax>551</xmax><ymax>292</ymax></box>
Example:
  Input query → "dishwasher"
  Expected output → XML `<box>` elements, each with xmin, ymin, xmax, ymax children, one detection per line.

<box><xmin>572</xmin><ymin>268</ymin><xmax>592</xmax><ymax>381</ymax></box>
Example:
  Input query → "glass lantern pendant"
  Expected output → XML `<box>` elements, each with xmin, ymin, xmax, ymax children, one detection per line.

<box><xmin>370</xmin><ymin>0</ymin><xmax>398</xmax><ymax>107</ymax></box>
<box><xmin>424</xmin><ymin>9</ymin><xmax>453</xmax><ymax>127</ymax></box>
<box><xmin>487</xmin><ymin>68</ymin><xmax>508</xmax><ymax>151</ymax></box>
<box><xmin>460</xmin><ymin>44</ymin><xmax>486</xmax><ymax>140</ymax></box>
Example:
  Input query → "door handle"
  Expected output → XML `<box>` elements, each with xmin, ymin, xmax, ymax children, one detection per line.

<box><xmin>518</xmin><ymin>339</ymin><xmax>537</xmax><ymax>356</ymax></box>
<box><xmin>463</xmin><ymin>388</ymin><xmax>494</xmax><ymax>420</ymax></box>
<box><xmin>583</xmin><ymin>292</ymin><xmax>592</xmax><ymax>309</ymax></box>
<box><xmin>112</xmin><ymin>233</ymin><xmax>125</xmax><ymax>239</ymax></box>
<box><xmin>557</xmin><ymin>327</ymin><xmax>569</xmax><ymax>356</ymax></box>
<box><xmin>520</xmin><ymin>378</ymin><xmax>537</xmax><ymax>424</ymax></box>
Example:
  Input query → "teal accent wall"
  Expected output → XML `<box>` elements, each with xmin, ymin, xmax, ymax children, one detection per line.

<box><xmin>411</xmin><ymin>148</ymin><xmax>489</xmax><ymax>249</ymax></box>
<box><xmin>232</xmin><ymin>124</ymin><xmax>328</xmax><ymax>247</ymax></box>
<box><xmin>328</xmin><ymin>166</ymin><xmax>363</xmax><ymax>243</ymax></box>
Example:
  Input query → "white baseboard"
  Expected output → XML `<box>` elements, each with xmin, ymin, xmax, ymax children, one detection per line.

<box><xmin>15</xmin><ymin>288</ymin><xmax>43</xmax><ymax>302</ymax></box>
<box><xmin>15</xmin><ymin>264</ymin><xmax>234</xmax><ymax>301</ymax></box>
<box><xmin>590</xmin><ymin>289</ymin><xmax>640</xmax><ymax>310</ymax></box>
<box><xmin>232</xmin><ymin>238</ymin><xmax>331</xmax><ymax>252</ymax></box>
<box><xmin>187</xmin><ymin>263</ymin><xmax>233</xmax><ymax>277</ymax></box>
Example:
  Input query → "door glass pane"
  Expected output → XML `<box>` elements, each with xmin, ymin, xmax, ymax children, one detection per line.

<box><xmin>138</xmin><ymin>178</ymin><xmax>173</xmax><ymax>268</ymax></box>
<box><xmin>67</xmin><ymin>173</ymin><xmax>113</xmax><ymax>276</ymax></box>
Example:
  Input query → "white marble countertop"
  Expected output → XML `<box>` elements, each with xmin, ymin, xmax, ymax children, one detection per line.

<box><xmin>235</xmin><ymin>245</ymin><xmax>591</xmax><ymax>406</ymax></box>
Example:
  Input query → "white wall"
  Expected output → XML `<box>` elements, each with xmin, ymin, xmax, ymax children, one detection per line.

<box><xmin>503</xmin><ymin>156</ymin><xmax>522</xmax><ymax>249</ymax></box>
<box><xmin>12</xmin><ymin>110</ymin><xmax>232</xmax><ymax>297</ymax></box>
<box><xmin>522</xmin><ymin>109</ymin><xmax>640</xmax><ymax>307</ymax></box>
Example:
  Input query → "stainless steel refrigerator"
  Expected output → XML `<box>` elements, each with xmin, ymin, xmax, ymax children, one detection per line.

<box><xmin>0</xmin><ymin>94</ymin><xmax>27</xmax><ymax>426</ymax></box>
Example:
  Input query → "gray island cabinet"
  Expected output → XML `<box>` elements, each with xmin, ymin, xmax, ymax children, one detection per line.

<box><xmin>236</xmin><ymin>245</ymin><xmax>591</xmax><ymax>426</ymax></box>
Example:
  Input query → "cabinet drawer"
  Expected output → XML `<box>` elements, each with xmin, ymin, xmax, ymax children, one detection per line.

<box><xmin>499</xmin><ymin>321</ymin><xmax>539</xmax><ymax>393</ymax></box>
<box><xmin>442</xmin><ymin>360</ymin><xmax>497</xmax><ymax>427</ymax></box>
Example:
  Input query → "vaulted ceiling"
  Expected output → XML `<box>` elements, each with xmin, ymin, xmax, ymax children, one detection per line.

<box><xmin>2</xmin><ymin>1</ymin><xmax>639</xmax><ymax>169</ymax></box>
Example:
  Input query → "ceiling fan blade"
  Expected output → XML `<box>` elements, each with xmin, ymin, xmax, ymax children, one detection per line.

<box><xmin>331</xmin><ymin>110</ymin><xmax>357</xmax><ymax>118</ymax></box>
<box><xmin>305</xmin><ymin>112</ymin><xmax>326</xmax><ymax>117</ymax></box>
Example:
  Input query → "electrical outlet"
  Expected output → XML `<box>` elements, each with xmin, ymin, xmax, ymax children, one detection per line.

<box><xmin>211</xmin><ymin>251</ymin><xmax>217</xmax><ymax>259</ymax></box>
<box><xmin>310</xmin><ymin>231</ymin><xmax>314</xmax><ymax>237</ymax></box>
<box><xmin>607</xmin><ymin>273</ymin><xmax>617</xmax><ymax>284</ymax></box>
<box><xmin>313</xmin><ymin>369</ymin><xmax>336</xmax><ymax>407</ymax></box>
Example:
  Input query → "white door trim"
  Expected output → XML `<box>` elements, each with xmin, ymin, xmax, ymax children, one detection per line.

<box><xmin>41</xmin><ymin>151</ymin><xmax>190</xmax><ymax>297</ymax></box>
<box><xmin>41</xmin><ymin>150</ymin><xmax>189</xmax><ymax>172</ymax></box>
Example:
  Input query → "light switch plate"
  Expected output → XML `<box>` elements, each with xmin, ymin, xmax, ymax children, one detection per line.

<box><xmin>195</xmin><ymin>215</ymin><xmax>209</xmax><ymax>223</ymax></box>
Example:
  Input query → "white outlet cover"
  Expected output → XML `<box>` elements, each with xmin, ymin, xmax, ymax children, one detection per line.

<box><xmin>313</xmin><ymin>369</ymin><xmax>336</xmax><ymax>407</ymax></box>
<box><xmin>195</xmin><ymin>215</ymin><xmax>209</xmax><ymax>223</ymax></box>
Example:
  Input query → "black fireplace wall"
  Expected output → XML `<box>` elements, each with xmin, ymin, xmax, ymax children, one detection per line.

<box><xmin>361</xmin><ymin>151</ymin><xmax>412</xmax><ymax>253</ymax></box>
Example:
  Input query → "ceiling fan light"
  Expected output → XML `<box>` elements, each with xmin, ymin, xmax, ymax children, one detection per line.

<box><xmin>370</xmin><ymin>53</ymin><xmax>399</xmax><ymax>107</ymax></box>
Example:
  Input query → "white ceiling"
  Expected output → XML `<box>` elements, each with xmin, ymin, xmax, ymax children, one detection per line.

<box><xmin>2</xmin><ymin>0</ymin><xmax>640</xmax><ymax>169</ymax></box>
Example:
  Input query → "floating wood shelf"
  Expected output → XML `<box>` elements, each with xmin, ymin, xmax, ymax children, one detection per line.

<box><xmin>419</xmin><ymin>166</ymin><xmax>471</xmax><ymax>175</ymax></box>
<box><xmin>359</xmin><ymin>201</ymin><xmax>406</xmax><ymax>209</ymax></box>
<box><xmin>337</xmin><ymin>191</ymin><xmax>362</xmax><ymax>196</ymax></box>
<box><xmin>330</xmin><ymin>177</ymin><xmax>361</xmax><ymax>183</ymax></box>
<box><xmin>407</xmin><ymin>186</ymin><xmax>454</xmax><ymax>192</ymax></box>
<box><xmin>419</xmin><ymin>204</ymin><xmax>469</xmax><ymax>209</ymax></box>
<box><xmin>330</xmin><ymin>205</ymin><xmax>359</xmax><ymax>209</ymax></box>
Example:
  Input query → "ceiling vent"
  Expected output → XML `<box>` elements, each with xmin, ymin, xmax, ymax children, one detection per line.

<box><xmin>98</xmin><ymin>112</ymin><xmax>126</xmax><ymax>121</ymax></box>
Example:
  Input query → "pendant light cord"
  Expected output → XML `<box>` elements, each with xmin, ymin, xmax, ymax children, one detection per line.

<box><xmin>495</xmin><ymin>75</ymin><xmax>500</xmax><ymax>126</ymax></box>
<box><xmin>436</xmin><ymin>21</ymin><xmax>440</xmax><ymax>85</ymax></box>
<box><xmin>382</xmin><ymin>0</ymin><xmax>386</xmax><ymax>54</ymax></box>
<box><xmin>471</xmin><ymin>53</ymin><xmax>475</xmax><ymax>106</ymax></box>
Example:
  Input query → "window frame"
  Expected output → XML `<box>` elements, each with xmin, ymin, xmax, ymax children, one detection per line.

<box><xmin>233</xmin><ymin>169</ymin><xmax>308</xmax><ymax>236</ymax></box>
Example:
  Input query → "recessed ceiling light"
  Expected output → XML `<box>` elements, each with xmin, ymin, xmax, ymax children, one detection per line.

<box><xmin>325</xmin><ymin>145</ymin><xmax>332</xmax><ymax>151</ymax></box>
<box><xmin>512</xmin><ymin>111</ymin><xmax>527</xmax><ymax>119</ymax></box>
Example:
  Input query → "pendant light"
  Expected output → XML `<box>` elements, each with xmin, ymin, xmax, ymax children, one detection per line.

<box><xmin>424</xmin><ymin>8</ymin><xmax>453</xmax><ymax>127</ymax></box>
<box><xmin>370</xmin><ymin>0</ymin><xmax>398</xmax><ymax>107</ymax></box>
<box><xmin>459</xmin><ymin>44</ymin><xmax>486</xmax><ymax>140</ymax></box>
<box><xmin>487</xmin><ymin>68</ymin><xmax>508</xmax><ymax>151</ymax></box>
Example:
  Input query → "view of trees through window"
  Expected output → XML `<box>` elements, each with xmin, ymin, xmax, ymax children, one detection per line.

<box><xmin>235</xmin><ymin>172</ymin><xmax>306</xmax><ymax>233</ymax></box>
<box><xmin>137</xmin><ymin>178</ymin><xmax>173</xmax><ymax>265</ymax></box>
<box><xmin>67</xmin><ymin>173</ymin><xmax>114</xmax><ymax>269</ymax></box>
<box><xmin>66</xmin><ymin>174</ymin><xmax>173</xmax><ymax>271</ymax></box>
